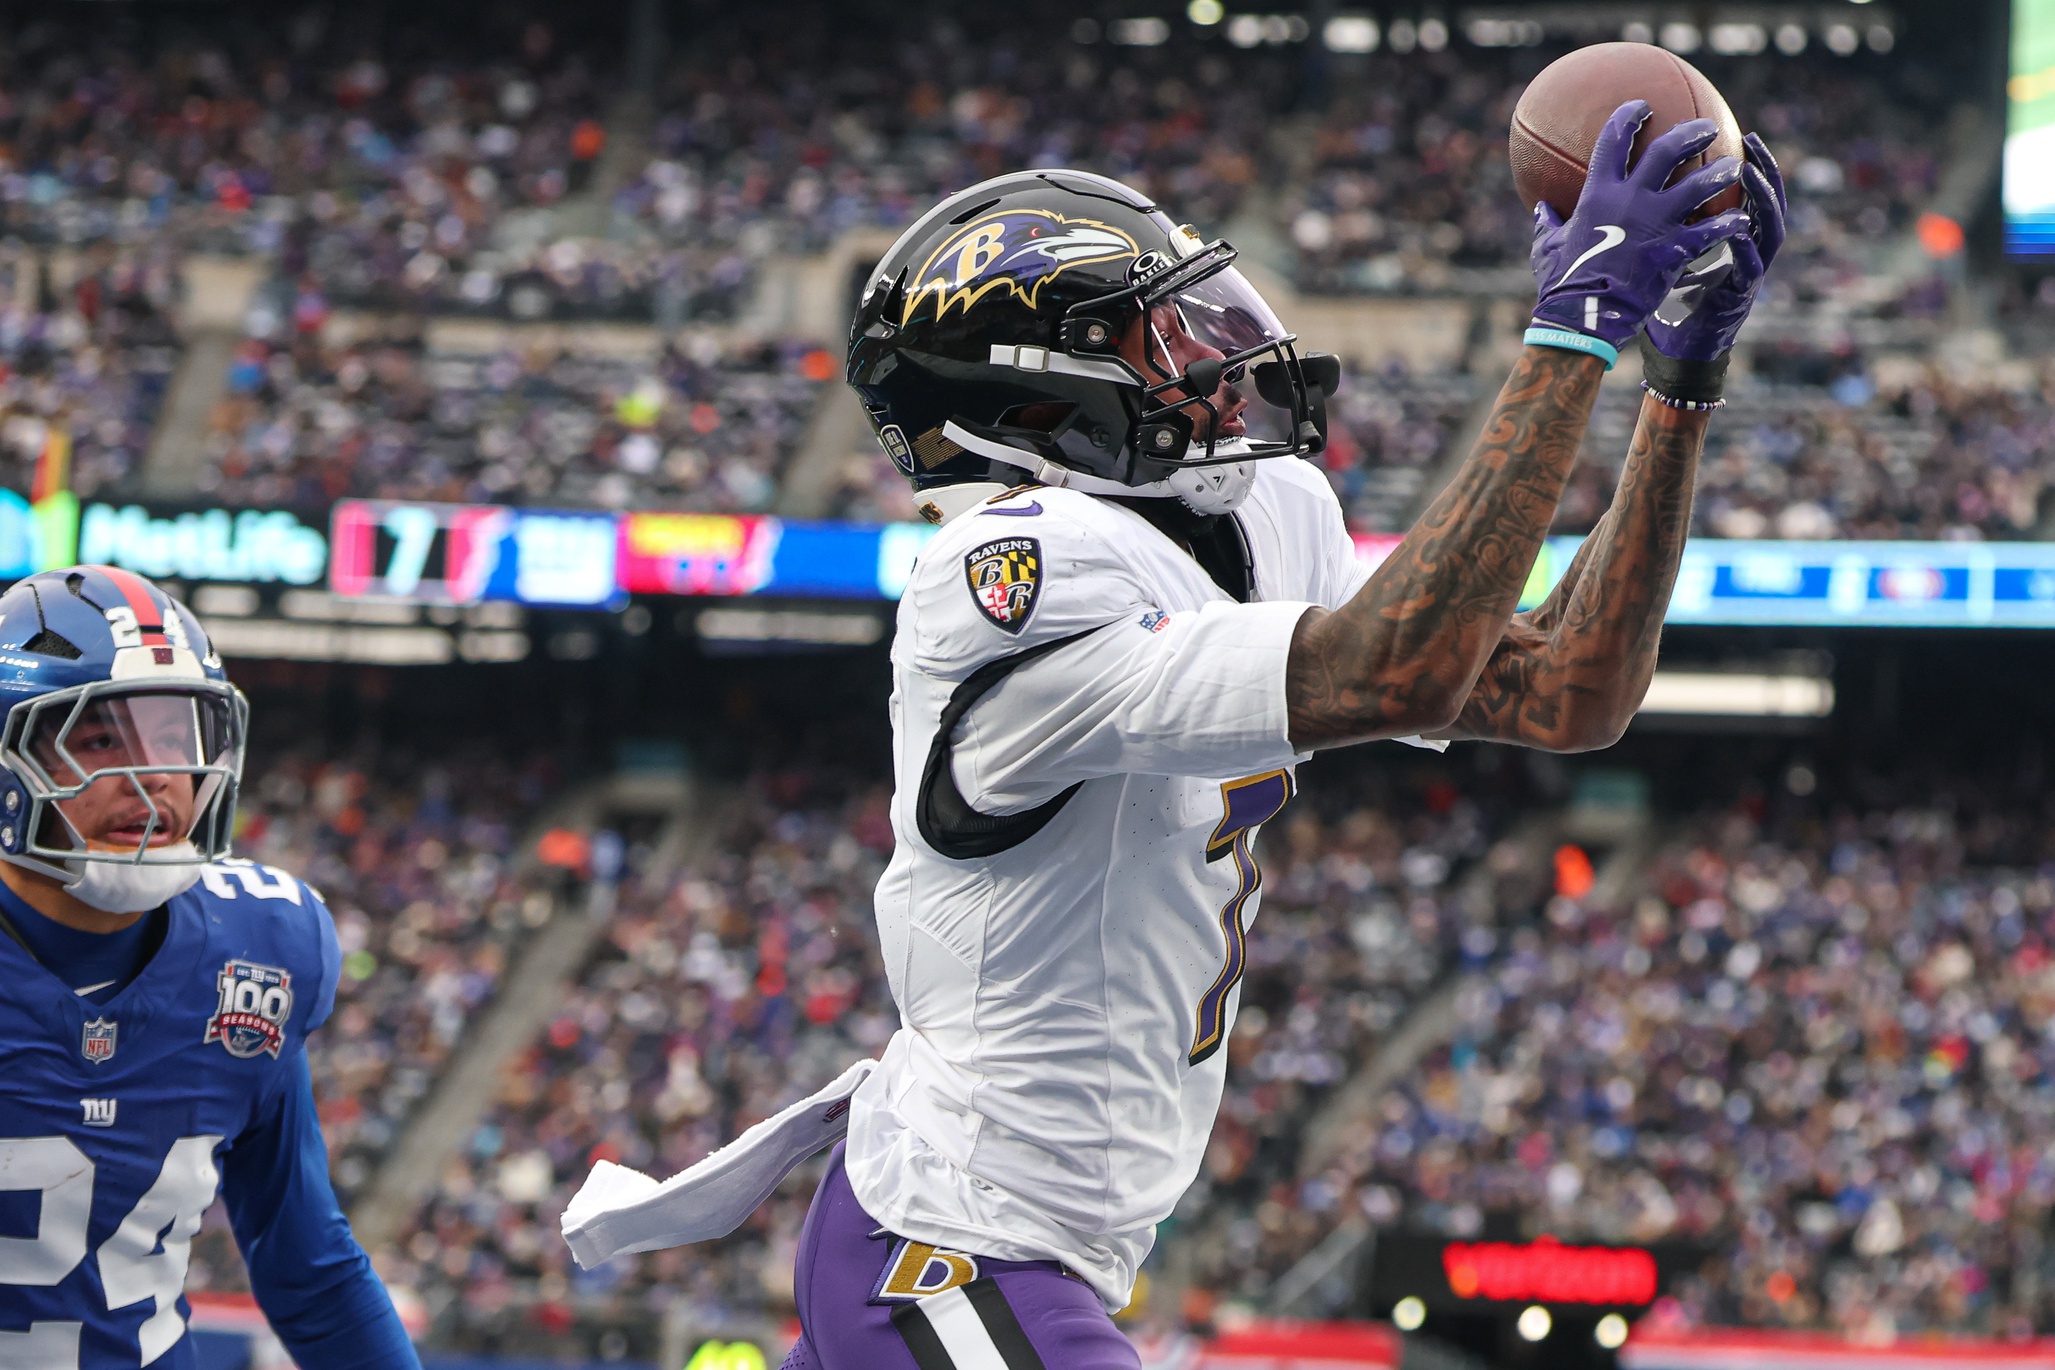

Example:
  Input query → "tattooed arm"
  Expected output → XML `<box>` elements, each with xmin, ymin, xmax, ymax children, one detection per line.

<box><xmin>1284</xmin><ymin>345</ymin><xmax>1605</xmax><ymax>749</ymax></box>
<box><xmin>1427</xmin><ymin>393</ymin><xmax>1708</xmax><ymax>751</ymax></box>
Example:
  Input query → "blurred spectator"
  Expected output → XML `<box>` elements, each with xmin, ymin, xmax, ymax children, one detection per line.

<box><xmin>200</xmin><ymin>327</ymin><xmax>834</xmax><ymax>510</ymax></box>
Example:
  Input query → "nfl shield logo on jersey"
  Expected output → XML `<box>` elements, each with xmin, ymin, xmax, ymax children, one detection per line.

<box><xmin>204</xmin><ymin>959</ymin><xmax>295</xmax><ymax>1059</ymax></box>
<box><xmin>964</xmin><ymin>537</ymin><xmax>1042</xmax><ymax>634</ymax></box>
<box><xmin>80</xmin><ymin>1017</ymin><xmax>117</xmax><ymax>1063</ymax></box>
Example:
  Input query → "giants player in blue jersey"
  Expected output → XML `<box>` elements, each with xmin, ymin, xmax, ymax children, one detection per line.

<box><xmin>0</xmin><ymin>566</ymin><xmax>418</xmax><ymax>1368</ymax></box>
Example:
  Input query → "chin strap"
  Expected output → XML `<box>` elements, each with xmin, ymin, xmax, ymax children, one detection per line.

<box><xmin>939</xmin><ymin>421</ymin><xmax>1255</xmax><ymax>502</ymax></box>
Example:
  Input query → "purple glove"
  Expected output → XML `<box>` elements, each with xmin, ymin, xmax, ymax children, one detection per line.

<box><xmin>1529</xmin><ymin>100</ymin><xmax>1750</xmax><ymax>350</ymax></box>
<box><xmin>1644</xmin><ymin>132</ymin><xmax>1788</xmax><ymax>361</ymax></box>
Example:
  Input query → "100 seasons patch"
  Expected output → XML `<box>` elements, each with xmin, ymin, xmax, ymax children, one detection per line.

<box><xmin>964</xmin><ymin>537</ymin><xmax>1041</xmax><ymax>634</ymax></box>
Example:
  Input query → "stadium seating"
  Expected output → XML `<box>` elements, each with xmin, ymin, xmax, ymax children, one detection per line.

<box><xmin>1244</xmin><ymin>770</ymin><xmax>2055</xmax><ymax>1337</ymax></box>
<box><xmin>387</xmin><ymin>773</ymin><xmax>892</xmax><ymax>1349</ymax></box>
<box><xmin>0</xmin><ymin>240</ymin><xmax>181</xmax><ymax>498</ymax></box>
<box><xmin>1556</xmin><ymin>363</ymin><xmax>2055</xmax><ymax>542</ymax></box>
<box><xmin>1287</xmin><ymin>49</ymin><xmax>1941</xmax><ymax>299</ymax></box>
<box><xmin>0</xmin><ymin>11</ymin><xmax>1997</xmax><ymax>539</ymax></box>
<box><xmin>198</xmin><ymin>328</ymin><xmax>835</xmax><ymax>509</ymax></box>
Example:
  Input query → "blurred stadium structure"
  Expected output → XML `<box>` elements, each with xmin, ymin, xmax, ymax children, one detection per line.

<box><xmin>16</xmin><ymin>0</ymin><xmax>2055</xmax><ymax>1366</ymax></box>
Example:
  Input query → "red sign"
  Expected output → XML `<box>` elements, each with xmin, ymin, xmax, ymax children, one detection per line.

<box><xmin>617</xmin><ymin>512</ymin><xmax>780</xmax><ymax>596</ymax></box>
<box><xmin>1441</xmin><ymin>1235</ymin><xmax>1658</xmax><ymax>1306</ymax></box>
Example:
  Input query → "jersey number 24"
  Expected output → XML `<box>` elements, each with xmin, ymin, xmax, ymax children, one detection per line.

<box><xmin>0</xmin><ymin>1135</ymin><xmax>221</xmax><ymax>1367</ymax></box>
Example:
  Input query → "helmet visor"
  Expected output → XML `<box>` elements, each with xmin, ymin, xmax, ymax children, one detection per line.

<box><xmin>1161</xmin><ymin>265</ymin><xmax>1290</xmax><ymax>365</ymax></box>
<box><xmin>1126</xmin><ymin>256</ymin><xmax>1329</xmax><ymax>463</ymax></box>
<box><xmin>30</xmin><ymin>691</ymin><xmax>236</xmax><ymax>780</ymax></box>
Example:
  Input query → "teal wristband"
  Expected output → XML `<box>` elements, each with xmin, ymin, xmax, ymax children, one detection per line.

<box><xmin>1523</xmin><ymin>326</ymin><xmax>1618</xmax><ymax>371</ymax></box>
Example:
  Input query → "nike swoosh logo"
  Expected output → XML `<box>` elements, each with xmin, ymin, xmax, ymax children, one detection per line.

<box><xmin>1559</xmin><ymin>224</ymin><xmax>1627</xmax><ymax>286</ymax></box>
<box><xmin>985</xmin><ymin>501</ymin><xmax>1043</xmax><ymax>517</ymax></box>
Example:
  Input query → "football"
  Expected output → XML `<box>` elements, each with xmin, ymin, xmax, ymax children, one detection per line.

<box><xmin>1509</xmin><ymin>41</ymin><xmax>1746</xmax><ymax>221</ymax></box>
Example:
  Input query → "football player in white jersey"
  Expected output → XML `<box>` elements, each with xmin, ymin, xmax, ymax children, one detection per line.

<box><xmin>562</xmin><ymin>105</ymin><xmax>1786</xmax><ymax>1370</ymax></box>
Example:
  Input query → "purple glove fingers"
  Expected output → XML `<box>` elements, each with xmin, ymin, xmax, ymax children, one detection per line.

<box><xmin>1531</xmin><ymin>106</ymin><xmax>1765</xmax><ymax>352</ymax></box>
<box><xmin>1740</xmin><ymin>158</ymin><xmax>1786</xmax><ymax>261</ymax></box>
<box><xmin>1589</xmin><ymin>101</ymin><xmax>1654</xmax><ymax>182</ymax></box>
<box><xmin>1742</xmin><ymin>133</ymin><xmax>1787</xmax><ymax>213</ymax></box>
<box><xmin>1666</xmin><ymin>155</ymin><xmax>1745</xmax><ymax>214</ymax></box>
<box><xmin>1722</xmin><ymin>229</ymin><xmax>1768</xmax><ymax>297</ymax></box>
<box><xmin>1631</xmin><ymin>119</ymin><xmax>1722</xmax><ymax>190</ymax></box>
<box><xmin>1670</xmin><ymin>209</ymin><xmax>1752</xmax><ymax>264</ymax></box>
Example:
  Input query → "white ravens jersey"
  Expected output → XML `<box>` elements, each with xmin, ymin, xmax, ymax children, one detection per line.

<box><xmin>844</xmin><ymin>457</ymin><xmax>1373</xmax><ymax>1310</ymax></box>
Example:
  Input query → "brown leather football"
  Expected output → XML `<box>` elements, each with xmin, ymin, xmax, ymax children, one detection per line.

<box><xmin>1509</xmin><ymin>42</ymin><xmax>1744</xmax><ymax>221</ymax></box>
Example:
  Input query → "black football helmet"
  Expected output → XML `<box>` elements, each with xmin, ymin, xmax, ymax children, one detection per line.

<box><xmin>846</xmin><ymin>169</ymin><xmax>1339</xmax><ymax>520</ymax></box>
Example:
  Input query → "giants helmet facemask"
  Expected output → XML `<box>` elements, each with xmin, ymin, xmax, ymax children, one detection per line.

<box><xmin>847</xmin><ymin>169</ymin><xmax>1339</xmax><ymax>521</ymax></box>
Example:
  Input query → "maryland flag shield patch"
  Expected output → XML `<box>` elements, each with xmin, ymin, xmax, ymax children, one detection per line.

<box><xmin>964</xmin><ymin>537</ymin><xmax>1042</xmax><ymax>634</ymax></box>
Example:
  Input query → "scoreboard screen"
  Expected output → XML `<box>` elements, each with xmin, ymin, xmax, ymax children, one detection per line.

<box><xmin>330</xmin><ymin>500</ymin><xmax>619</xmax><ymax>608</ymax></box>
<box><xmin>2008</xmin><ymin>0</ymin><xmax>2055</xmax><ymax>253</ymax></box>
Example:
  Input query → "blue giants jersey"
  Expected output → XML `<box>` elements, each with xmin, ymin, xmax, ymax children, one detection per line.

<box><xmin>0</xmin><ymin>858</ymin><xmax>415</xmax><ymax>1369</ymax></box>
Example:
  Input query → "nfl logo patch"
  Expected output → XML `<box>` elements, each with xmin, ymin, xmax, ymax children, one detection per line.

<box><xmin>81</xmin><ymin>1017</ymin><xmax>117</xmax><ymax>1064</ymax></box>
<box><xmin>963</xmin><ymin>537</ymin><xmax>1042</xmax><ymax>635</ymax></box>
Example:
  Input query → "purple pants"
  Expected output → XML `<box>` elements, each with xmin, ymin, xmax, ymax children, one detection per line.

<box><xmin>780</xmin><ymin>1144</ymin><xmax>1141</xmax><ymax>1370</ymax></box>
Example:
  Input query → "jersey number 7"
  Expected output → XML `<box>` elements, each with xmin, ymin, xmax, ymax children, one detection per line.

<box><xmin>0</xmin><ymin>1135</ymin><xmax>222</xmax><ymax>1367</ymax></box>
<box><xmin>1188</xmin><ymin>770</ymin><xmax>1293</xmax><ymax>1066</ymax></box>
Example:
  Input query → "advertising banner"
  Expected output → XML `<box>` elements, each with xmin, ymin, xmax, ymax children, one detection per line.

<box><xmin>78</xmin><ymin>502</ymin><xmax>327</xmax><ymax>585</ymax></box>
<box><xmin>616</xmin><ymin>514</ymin><xmax>938</xmax><ymax>600</ymax></box>
<box><xmin>28</xmin><ymin>496</ymin><xmax>2055</xmax><ymax>630</ymax></box>
<box><xmin>1368</xmin><ymin>1234</ymin><xmax>1695</xmax><ymax>1313</ymax></box>
<box><xmin>617</xmin><ymin>513</ymin><xmax>782</xmax><ymax>597</ymax></box>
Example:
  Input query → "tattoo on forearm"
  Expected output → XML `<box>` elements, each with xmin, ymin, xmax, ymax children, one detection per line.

<box><xmin>1449</xmin><ymin>394</ymin><xmax>1708</xmax><ymax>749</ymax></box>
<box><xmin>1285</xmin><ymin>346</ymin><xmax>1604</xmax><ymax>748</ymax></box>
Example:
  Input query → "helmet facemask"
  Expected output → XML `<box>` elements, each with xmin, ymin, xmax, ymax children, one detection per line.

<box><xmin>1078</xmin><ymin>239</ymin><xmax>1339</xmax><ymax>479</ymax></box>
<box><xmin>0</xmin><ymin>679</ymin><xmax>247</xmax><ymax>910</ymax></box>
<box><xmin>941</xmin><ymin>239</ymin><xmax>1341</xmax><ymax>511</ymax></box>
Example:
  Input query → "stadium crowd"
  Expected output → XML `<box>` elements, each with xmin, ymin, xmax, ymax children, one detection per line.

<box><xmin>384</xmin><ymin>772</ymin><xmax>894</xmax><ymax>1349</ymax></box>
<box><xmin>198</xmin><ymin>325</ymin><xmax>834</xmax><ymax>509</ymax></box>
<box><xmin>1286</xmin><ymin>49</ymin><xmax>1940</xmax><ymax>300</ymax></box>
<box><xmin>184</xmin><ymin>742</ymin><xmax>561</xmax><ymax>1302</ymax></box>
<box><xmin>1552</xmin><ymin>360</ymin><xmax>2055</xmax><ymax>543</ymax></box>
<box><xmin>0</xmin><ymin>238</ymin><xmax>181</xmax><ymax>498</ymax></box>
<box><xmin>0</xmin><ymin>7</ymin><xmax>1993</xmax><ymax>534</ymax></box>
<box><xmin>1253</xmin><ymin>769</ymin><xmax>2055</xmax><ymax>1337</ymax></box>
<box><xmin>0</xmin><ymin>13</ymin><xmax>1947</xmax><ymax>303</ymax></box>
<box><xmin>169</xmin><ymin>729</ymin><xmax>2055</xmax><ymax>1346</ymax></box>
